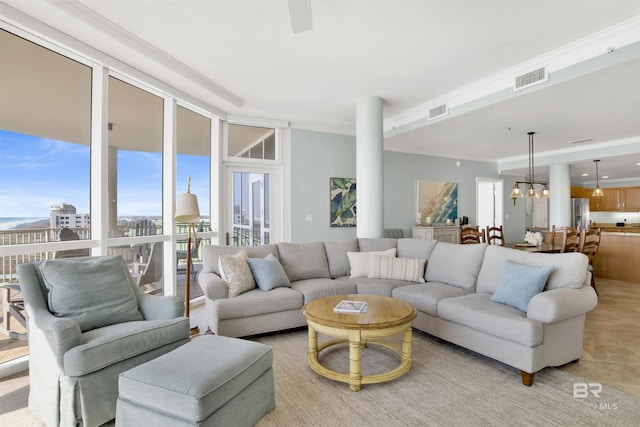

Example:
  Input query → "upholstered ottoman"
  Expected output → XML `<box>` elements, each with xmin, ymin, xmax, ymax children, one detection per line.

<box><xmin>115</xmin><ymin>335</ymin><xmax>275</xmax><ymax>426</ymax></box>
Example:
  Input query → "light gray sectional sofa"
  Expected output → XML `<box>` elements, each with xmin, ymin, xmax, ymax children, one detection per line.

<box><xmin>198</xmin><ymin>237</ymin><xmax>598</xmax><ymax>385</ymax></box>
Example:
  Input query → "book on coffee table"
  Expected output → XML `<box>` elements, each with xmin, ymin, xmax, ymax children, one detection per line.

<box><xmin>334</xmin><ymin>300</ymin><xmax>368</xmax><ymax>313</ymax></box>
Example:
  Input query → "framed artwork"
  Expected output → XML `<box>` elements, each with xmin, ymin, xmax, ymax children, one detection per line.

<box><xmin>417</xmin><ymin>180</ymin><xmax>457</xmax><ymax>223</ymax></box>
<box><xmin>330</xmin><ymin>177</ymin><xmax>356</xmax><ymax>227</ymax></box>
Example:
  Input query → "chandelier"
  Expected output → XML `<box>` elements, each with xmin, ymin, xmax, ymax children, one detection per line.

<box><xmin>510</xmin><ymin>131</ymin><xmax>549</xmax><ymax>204</ymax></box>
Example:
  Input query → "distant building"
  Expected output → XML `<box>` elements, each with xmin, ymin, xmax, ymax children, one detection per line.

<box><xmin>50</xmin><ymin>203</ymin><xmax>90</xmax><ymax>229</ymax></box>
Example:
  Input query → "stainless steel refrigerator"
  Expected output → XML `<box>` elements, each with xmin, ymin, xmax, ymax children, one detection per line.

<box><xmin>571</xmin><ymin>198</ymin><xmax>590</xmax><ymax>231</ymax></box>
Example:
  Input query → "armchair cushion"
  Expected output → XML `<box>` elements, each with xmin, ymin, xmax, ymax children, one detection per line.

<box><xmin>39</xmin><ymin>256</ymin><xmax>143</xmax><ymax>332</ymax></box>
<box><xmin>63</xmin><ymin>318</ymin><xmax>189</xmax><ymax>376</ymax></box>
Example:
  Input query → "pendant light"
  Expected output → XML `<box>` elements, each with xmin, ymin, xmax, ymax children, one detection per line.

<box><xmin>592</xmin><ymin>160</ymin><xmax>604</xmax><ymax>197</ymax></box>
<box><xmin>525</xmin><ymin>132</ymin><xmax>539</xmax><ymax>198</ymax></box>
<box><xmin>511</xmin><ymin>131</ymin><xmax>548</xmax><ymax>204</ymax></box>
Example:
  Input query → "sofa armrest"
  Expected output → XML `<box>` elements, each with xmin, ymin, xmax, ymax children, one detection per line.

<box><xmin>29</xmin><ymin>308</ymin><xmax>81</xmax><ymax>371</ymax></box>
<box><xmin>527</xmin><ymin>285</ymin><xmax>597</xmax><ymax>323</ymax></box>
<box><xmin>198</xmin><ymin>272</ymin><xmax>228</xmax><ymax>300</ymax></box>
<box><xmin>137</xmin><ymin>292</ymin><xmax>185</xmax><ymax>320</ymax></box>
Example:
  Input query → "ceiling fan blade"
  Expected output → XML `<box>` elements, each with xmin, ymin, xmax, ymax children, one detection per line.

<box><xmin>288</xmin><ymin>0</ymin><xmax>313</xmax><ymax>33</ymax></box>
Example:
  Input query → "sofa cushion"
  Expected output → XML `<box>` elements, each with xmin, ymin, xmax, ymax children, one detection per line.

<box><xmin>202</xmin><ymin>245</ymin><xmax>279</xmax><ymax>276</ymax></box>
<box><xmin>392</xmin><ymin>282</ymin><xmax>471</xmax><ymax>317</ymax></box>
<box><xmin>247</xmin><ymin>254</ymin><xmax>291</xmax><ymax>291</ymax></box>
<box><xmin>351</xmin><ymin>277</ymin><xmax>413</xmax><ymax>297</ymax></box>
<box><xmin>290</xmin><ymin>277</ymin><xmax>357</xmax><ymax>304</ymax></box>
<box><xmin>425</xmin><ymin>242</ymin><xmax>487</xmax><ymax>290</ymax></box>
<box><xmin>396</xmin><ymin>238</ymin><xmax>438</xmax><ymax>260</ymax></box>
<box><xmin>438</xmin><ymin>293</ymin><xmax>543</xmax><ymax>347</ymax></box>
<box><xmin>347</xmin><ymin>248</ymin><xmax>396</xmax><ymax>278</ymax></box>
<box><xmin>357</xmin><ymin>238</ymin><xmax>397</xmax><ymax>252</ymax></box>
<box><xmin>368</xmin><ymin>255</ymin><xmax>426</xmax><ymax>283</ymax></box>
<box><xmin>213</xmin><ymin>287</ymin><xmax>303</xmax><ymax>320</ymax></box>
<box><xmin>64</xmin><ymin>317</ymin><xmax>189</xmax><ymax>376</ymax></box>
<box><xmin>323</xmin><ymin>238</ymin><xmax>359</xmax><ymax>278</ymax></box>
<box><xmin>476</xmin><ymin>245</ymin><xmax>588</xmax><ymax>294</ymax></box>
<box><xmin>39</xmin><ymin>256</ymin><xmax>143</xmax><ymax>332</ymax></box>
<box><xmin>490</xmin><ymin>260</ymin><xmax>554</xmax><ymax>312</ymax></box>
<box><xmin>277</xmin><ymin>242</ymin><xmax>331</xmax><ymax>282</ymax></box>
<box><xmin>219</xmin><ymin>251</ymin><xmax>256</xmax><ymax>298</ymax></box>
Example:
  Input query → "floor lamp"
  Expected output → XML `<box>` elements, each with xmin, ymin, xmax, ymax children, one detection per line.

<box><xmin>175</xmin><ymin>177</ymin><xmax>200</xmax><ymax>334</ymax></box>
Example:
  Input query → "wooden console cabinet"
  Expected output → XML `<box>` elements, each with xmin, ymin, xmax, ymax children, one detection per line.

<box><xmin>412</xmin><ymin>226</ymin><xmax>460</xmax><ymax>244</ymax></box>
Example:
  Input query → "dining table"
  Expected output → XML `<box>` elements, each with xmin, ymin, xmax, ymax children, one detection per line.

<box><xmin>504</xmin><ymin>242</ymin><xmax>564</xmax><ymax>253</ymax></box>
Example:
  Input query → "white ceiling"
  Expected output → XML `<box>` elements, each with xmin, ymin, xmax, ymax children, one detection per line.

<box><xmin>2</xmin><ymin>0</ymin><xmax>640</xmax><ymax>183</ymax></box>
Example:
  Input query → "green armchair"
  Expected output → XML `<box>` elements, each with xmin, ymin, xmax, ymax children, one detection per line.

<box><xmin>17</xmin><ymin>255</ymin><xmax>190</xmax><ymax>427</ymax></box>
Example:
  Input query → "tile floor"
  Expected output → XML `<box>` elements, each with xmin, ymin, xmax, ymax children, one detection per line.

<box><xmin>0</xmin><ymin>278</ymin><xmax>638</xmax><ymax>426</ymax></box>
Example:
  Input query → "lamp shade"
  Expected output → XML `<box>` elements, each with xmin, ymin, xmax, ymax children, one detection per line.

<box><xmin>541</xmin><ymin>185</ymin><xmax>550</xmax><ymax>198</ymax></box>
<box><xmin>592</xmin><ymin>186</ymin><xmax>604</xmax><ymax>197</ymax></box>
<box><xmin>510</xmin><ymin>183</ymin><xmax>521</xmax><ymax>199</ymax></box>
<box><xmin>525</xmin><ymin>184</ymin><xmax>539</xmax><ymax>198</ymax></box>
<box><xmin>175</xmin><ymin>192</ymin><xmax>201</xmax><ymax>223</ymax></box>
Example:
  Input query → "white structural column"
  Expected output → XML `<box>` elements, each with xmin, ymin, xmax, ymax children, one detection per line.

<box><xmin>356</xmin><ymin>96</ymin><xmax>384</xmax><ymax>238</ymax></box>
<box><xmin>549</xmin><ymin>163</ymin><xmax>572</xmax><ymax>227</ymax></box>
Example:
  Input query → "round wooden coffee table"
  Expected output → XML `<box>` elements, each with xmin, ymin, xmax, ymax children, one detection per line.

<box><xmin>302</xmin><ymin>294</ymin><xmax>416</xmax><ymax>391</ymax></box>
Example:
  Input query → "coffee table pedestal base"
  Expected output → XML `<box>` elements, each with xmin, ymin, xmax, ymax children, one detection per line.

<box><xmin>306</xmin><ymin>320</ymin><xmax>413</xmax><ymax>391</ymax></box>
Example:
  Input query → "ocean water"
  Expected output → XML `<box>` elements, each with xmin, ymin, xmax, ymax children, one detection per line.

<box><xmin>0</xmin><ymin>217</ymin><xmax>48</xmax><ymax>230</ymax></box>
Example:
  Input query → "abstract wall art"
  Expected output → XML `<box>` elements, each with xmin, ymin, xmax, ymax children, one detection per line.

<box><xmin>417</xmin><ymin>180</ymin><xmax>458</xmax><ymax>224</ymax></box>
<box><xmin>330</xmin><ymin>177</ymin><xmax>356</xmax><ymax>227</ymax></box>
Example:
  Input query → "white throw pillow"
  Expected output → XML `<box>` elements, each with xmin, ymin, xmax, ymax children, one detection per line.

<box><xmin>219</xmin><ymin>250</ymin><xmax>256</xmax><ymax>297</ymax></box>
<box><xmin>368</xmin><ymin>255</ymin><xmax>426</xmax><ymax>283</ymax></box>
<box><xmin>347</xmin><ymin>248</ymin><xmax>396</xmax><ymax>278</ymax></box>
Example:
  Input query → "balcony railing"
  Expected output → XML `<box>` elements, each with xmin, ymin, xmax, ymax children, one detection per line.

<box><xmin>0</xmin><ymin>222</ymin><xmax>211</xmax><ymax>283</ymax></box>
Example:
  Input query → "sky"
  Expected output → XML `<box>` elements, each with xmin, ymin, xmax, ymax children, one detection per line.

<box><xmin>0</xmin><ymin>129</ymin><xmax>210</xmax><ymax>218</ymax></box>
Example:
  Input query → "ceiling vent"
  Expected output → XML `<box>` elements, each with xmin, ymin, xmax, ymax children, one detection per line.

<box><xmin>428</xmin><ymin>104</ymin><xmax>448</xmax><ymax>120</ymax></box>
<box><xmin>513</xmin><ymin>67</ymin><xmax>548</xmax><ymax>91</ymax></box>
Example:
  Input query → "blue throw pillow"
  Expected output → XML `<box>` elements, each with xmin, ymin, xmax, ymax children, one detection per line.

<box><xmin>247</xmin><ymin>254</ymin><xmax>292</xmax><ymax>291</ymax></box>
<box><xmin>490</xmin><ymin>260</ymin><xmax>554</xmax><ymax>312</ymax></box>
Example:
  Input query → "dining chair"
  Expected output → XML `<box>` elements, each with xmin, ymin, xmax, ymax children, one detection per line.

<box><xmin>553</xmin><ymin>226</ymin><xmax>580</xmax><ymax>253</ymax></box>
<box><xmin>485</xmin><ymin>225</ymin><xmax>505</xmax><ymax>246</ymax></box>
<box><xmin>460</xmin><ymin>227</ymin><xmax>485</xmax><ymax>244</ymax></box>
<box><xmin>579</xmin><ymin>228</ymin><xmax>601</xmax><ymax>291</ymax></box>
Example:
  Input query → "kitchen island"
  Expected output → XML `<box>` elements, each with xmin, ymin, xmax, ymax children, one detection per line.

<box><xmin>592</xmin><ymin>224</ymin><xmax>640</xmax><ymax>282</ymax></box>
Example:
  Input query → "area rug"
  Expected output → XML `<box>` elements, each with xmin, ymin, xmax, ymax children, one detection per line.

<box><xmin>253</xmin><ymin>329</ymin><xmax>640</xmax><ymax>426</ymax></box>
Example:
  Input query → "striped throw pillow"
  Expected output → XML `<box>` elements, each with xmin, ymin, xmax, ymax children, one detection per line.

<box><xmin>368</xmin><ymin>254</ymin><xmax>426</xmax><ymax>283</ymax></box>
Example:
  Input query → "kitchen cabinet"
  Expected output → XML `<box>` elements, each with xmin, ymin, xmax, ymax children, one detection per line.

<box><xmin>589</xmin><ymin>186</ymin><xmax>640</xmax><ymax>211</ymax></box>
<box><xmin>412</xmin><ymin>226</ymin><xmax>460</xmax><ymax>244</ymax></box>
<box><xmin>589</xmin><ymin>188</ymin><xmax>620</xmax><ymax>211</ymax></box>
<box><xmin>621</xmin><ymin>186</ymin><xmax>640</xmax><ymax>211</ymax></box>
<box><xmin>570</xmin><ymin>187</ymin><xmax>586</xmax><ymax>198</ymax></box>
